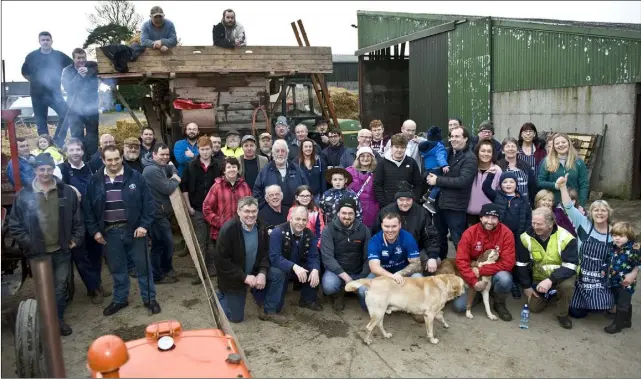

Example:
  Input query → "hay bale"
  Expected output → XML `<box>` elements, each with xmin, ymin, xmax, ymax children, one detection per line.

<box><xmin>329</xmin><ymin>87</ymin><xmax>359</xmax><ymax>120</ymax></box>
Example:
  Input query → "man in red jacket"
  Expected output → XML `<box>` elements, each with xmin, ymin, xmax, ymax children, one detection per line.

<box><xmin>453</xmin><ymin>203</ymin><xmax>516</xmax><ymax>321</ymax></box>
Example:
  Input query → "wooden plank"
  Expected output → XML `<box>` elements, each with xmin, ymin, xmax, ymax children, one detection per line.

<box><xmin>99</xmin><ymin>64</ymin><xmax>332</xmax><ymax>75</ymax></box>
<box><xmin>174</xmin><ymin>76</ymin><xmax>265</xmax><ymax>89</ymax></box>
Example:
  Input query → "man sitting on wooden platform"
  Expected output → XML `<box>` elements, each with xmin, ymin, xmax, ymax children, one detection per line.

<box><xmin>141</xmin><ymin>6</ymin><xmax>178</xmax><ymax>52</ymax></box>
<box><xmin>213</xmin><ymin>9</ymin><xmax>246</xmax><ymax>48</ymax></box>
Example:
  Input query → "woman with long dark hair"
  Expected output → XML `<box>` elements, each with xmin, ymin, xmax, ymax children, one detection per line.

<box><xmin>517</xmin><ymin>122</ymin><xmax>546</xmax><ymax>175</ymax></box>
<box><xmin>467</xmin><ymin>139</ymin><xmax>502</xmax><ymax>226</ymax></box>
<box><xmin>298</xmin><ymin>138</ymin><xmax>327</xmax><ymax>204</ymax></box>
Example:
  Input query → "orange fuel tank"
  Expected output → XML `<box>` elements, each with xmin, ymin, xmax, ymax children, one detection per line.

<box><xmin>87</xmin><ymin>320</ymin><xmax>251</xmax><ymax>378</ymax></box>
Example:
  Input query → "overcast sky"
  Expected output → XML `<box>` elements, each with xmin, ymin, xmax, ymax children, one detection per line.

<box><xmin>1</xmin><ymin>1</ymin><xmax>640</xmax><ymax>82</ymax></box>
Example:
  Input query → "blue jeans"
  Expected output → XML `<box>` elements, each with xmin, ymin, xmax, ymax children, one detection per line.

<box><xmin>71</xmin><ymin>232</ymin><xmax>102</xmax><ymax>293</ymax></box>
<box><xmin>150</xmin><ymin>216</ymin><xmax>174</xmax><ymax>281</ymax></box>
<box><xmin>452</xmin><ymin>271</ymin><xmax>513</xmax><ymax>313</ymax></box>
<box><xmin>46</xmin><ymin>251</ymin><xmax>72</xmax><ymax>321</ymax></box>
<box><xmin>31</xmin><ymin>92</ymin><xmax>69</xmax><ymax>145</ymax></box>
<box><xmin>425</xmin><ymin>168</ymin><xmax>443</xmax><ymax>200</ymax></box>
<box><xmin>264</xmin><ymin>266</ymin><xmax>318</xmax><ymax>314</ymax></box>
<box><xmin>434</xmin><ymin>210</ymin><xmax>467</xmax><ymax>260</ymax></box>
<box><xmin>356</xmin><ymin>272</ymin><xmax>424</xmax><ymax>310</ymax></box>
<box><xmin>104</xmin><ymin>226</ymin><xmax>156</xmax><ymax>304</ymax></box>
<box><xmin>321</xmin><ymin>271</ymin><xmax>368</xmax><ymax>309</ymax></box>
<box><xmin>67</xmin><ymin>111</ymin><xmax>99</xmax><ymax>160</ymax></box>
<box><xmin>216</xmin><ymin>288</ymin><xmax>266</xmax><ymax>323</ymax></box>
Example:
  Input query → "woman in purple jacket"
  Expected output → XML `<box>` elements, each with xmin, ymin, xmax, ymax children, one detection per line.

<box><xmin>346</xmin><ymin>147</ymin><xmax>379</xmax><ymax>229</ymax></box>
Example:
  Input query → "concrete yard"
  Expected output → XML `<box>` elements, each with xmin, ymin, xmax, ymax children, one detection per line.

<box><xmin>2</xmin><ymin>200</ymin><xmax>641</xmax><ymax>377</ymax></box>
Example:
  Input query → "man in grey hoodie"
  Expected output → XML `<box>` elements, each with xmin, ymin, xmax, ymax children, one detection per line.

<box><xmin>140</xmin><ymin>6</ymin><xmax>177</xmax><ymax>51</ymax></box>
<box><xmin>142</xmin><ymin>143</ymin><xmax>181</xmax><ymax>284</ymax></box>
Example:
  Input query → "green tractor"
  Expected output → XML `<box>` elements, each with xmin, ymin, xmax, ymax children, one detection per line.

<box><xmin>270</xmin><ymin>76</ymin><xmax>361</xmax><ymax>148</ymax></box>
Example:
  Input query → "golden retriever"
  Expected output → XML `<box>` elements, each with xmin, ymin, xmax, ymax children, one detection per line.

<box><xmin>436</xmin><ymin>250</ymin><xmax>499</xmax><ymax>321</ymax></box>
<box><xmin>344</xmin><ymin>274</ymin><xmax>466</xmax><ymax>345</ymax></box>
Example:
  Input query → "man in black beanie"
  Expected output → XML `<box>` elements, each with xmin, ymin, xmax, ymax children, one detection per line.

<box><xmin>320</xmin><ymin>197</ymin><xmax>371</xmax><ymax>311</ymax></box>
<box><xmin>8</xmin><ymin>153</ymin><xmax>85</xmax><ymax>336</ymax></box>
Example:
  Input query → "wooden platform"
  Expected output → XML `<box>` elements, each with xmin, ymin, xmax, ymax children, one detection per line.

<box><xmin>96</xmin><ymin>46</ymin><xmax>333</xmax><ymax>75</ymax></box>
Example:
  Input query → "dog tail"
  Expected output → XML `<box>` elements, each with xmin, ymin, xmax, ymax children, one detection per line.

<box><xmin>345</xmin><ymin>278</ymin><xmax>372</xmax><ymax>293</ymax></box>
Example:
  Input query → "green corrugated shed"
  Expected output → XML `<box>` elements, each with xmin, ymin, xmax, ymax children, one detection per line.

<box><xmin>356</xmin><ymin>10</ymin><xmax>641</xmax><ymax>131</ymax></box>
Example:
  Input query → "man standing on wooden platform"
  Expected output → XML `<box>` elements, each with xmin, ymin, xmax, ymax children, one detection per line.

<box><xmin>141</xmin><ymin>6</ymin><xmax>177</xmax><ymax>52</ymax></box>
<box><xmin>213</xmin><ymin>9</ymin><xmax>246</xmax><ymax>48</ymax></box>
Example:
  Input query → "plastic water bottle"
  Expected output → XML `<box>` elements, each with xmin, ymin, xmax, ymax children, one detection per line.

<box><xmin>519</xmin><ymin>304</ymin><xmax>530</xmax><ymax>329</ymax></box>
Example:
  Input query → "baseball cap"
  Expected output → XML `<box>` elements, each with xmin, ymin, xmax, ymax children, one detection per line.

<box><xmin>480</xmin><ymin>203</ymin><xmax>501</xmax><ymax>218</ymax></box>
<box><xmin>275</xmin><ymin>116</ymin><xmax>288</xmax><ymax>126</ymax></box>
<box><xmin>241</xmin><ymin>135</ymin><xmax>256</xmax><ymax>144</ymax></box>
<box><xmin>150</xmin><ymin>6</ymin><xmax>164</xmax><ymax>17</ymax></box>
<box><xmin>226</xmin><ymin>129</ymin><xmax>240</xmax><ymax>138</ymax></box>
<box><xmin>259</xmin><ymin>132</ymin><xmax>272</xmax><ymax>140</ymax></box>
<box><xmin>123</xmin><ymin>137</ymin><xmax>140</xmax><ymax>146</ymax></box>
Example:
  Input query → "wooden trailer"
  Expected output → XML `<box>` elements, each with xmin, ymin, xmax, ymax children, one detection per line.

<box><xmin>95</xmin><ymin>45</ymin><xmax>333</xmax><ymax>147</ymax></box>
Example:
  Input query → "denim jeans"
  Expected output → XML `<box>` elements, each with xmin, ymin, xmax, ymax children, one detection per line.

<box><xmin>71</xmin><ymin>232</ymin><xmax>102</xmax><ymax>293</ymax></box>
<box><xmin>322</xmin><ymin>271</ymin><xmax>368</xmax><ymax>309</ymax></box>
<box><xmin>216</xmin><ymin>288</ymin><xmax>266</xmax><ymax>323</ymax></box>
<box><xmin>264</xmin><ymin>266</ymin><xmax>318</xmax><ymax>314</ymax></box>
<box><xmin>192</xmin><ymin>211</ymin><xmax>216</xmax><ymax>272</ymax></box>
<box><xmin>104</xmin><ymin>225</ymin><xmax>156</xmax><ymax>304</ymax></box>
<box><xmin>31</xmin><ymin>92</ymin><xmax>69</xmax><ymax>141</ymax></box>
<box><xmin>44</xmin><ymin>250</ymin><xmax>72</xmax><ymax>321</ymax></box>
<box><xmin>150</xmin><ymin>216</ymin><xmax>174</xmax><ymax>281</ymax></box>
<box><xmin>426</xmin><ymin>168</ymin><xmax>443</xmax><ymax>200</ymax></box>
<box><xmin>357</xmin><ymin>272</ymin><xmax>424</xmax><ymax>310</ymax></box>
<box><xmin>67</xmin><ymin>111</ymin><xmax>99</xmax><ymax>160</ymax></box>
<box><xmin>452</xmin><ymin>271</ymin><xmax>513</xmax><ymax>313</ymax></box>
<box><xmin>434</xmin><ymin>210</ymin><xmax>467</xmax><ymax>260</ymax></box>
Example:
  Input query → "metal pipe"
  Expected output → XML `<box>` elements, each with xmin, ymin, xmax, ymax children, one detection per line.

<box><xmin>1</xmin><ymin>109</ymin><xmax>23</xmax><ymax>192</ymax></box>
<box><xmin>2</xmin><ymin>59</ymin><xmax>6</xmax><ymax>109</ymax></box>
<box><xmin>31</xmin><ymin>255</ymin><xmax>66</xmax><ymax>377</ymax></box>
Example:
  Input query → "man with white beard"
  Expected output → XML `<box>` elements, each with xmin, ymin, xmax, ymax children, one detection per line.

<box><xmin>123</xmin><ymin>137</ymin><xmax>144</xmax><ymax>173</ymax></box>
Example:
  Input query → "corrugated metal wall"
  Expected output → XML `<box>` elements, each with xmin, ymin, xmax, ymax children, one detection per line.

<box><xmin>409</xmin><ymin>33</ymin><xmax>448</xmax><ymax>132</ymax></box>
<box><xmin>492</xmin><ymin>27</ymin><xmax>641</xmax><ymax>92</ymax></box>
<box><xmin>447</xmin><ymin>19</ymin><xmax>492</xmax><ymax>133</ymax></box>
<box><xmin>357</xmin><ymin>12</ymin><xmax>455</xmax><ymax>49</ymax></box>
<box><xmin>326</xmin><ymin>62</ymin><xmax>358</xmax><ymax>83</ymax></box>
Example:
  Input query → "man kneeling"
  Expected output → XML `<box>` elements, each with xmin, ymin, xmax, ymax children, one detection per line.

<box><xmin>359</xmin><ymin>212</ymin><xmax>423</xmax><ymax>307</ymax></box>
<box><xmin>320</xmin><ymin>198</ymin><xmax>371</xmax><ymax>311</ymax></box>
<box><xmin>261</xmin><ymin>206</ymin><xmax>323</xmax><ymax>323</ymax></box>
<box><xmin>213</xmin><ymin>196</ymin><xmax>269</xmax><ymax>323</ymax></box>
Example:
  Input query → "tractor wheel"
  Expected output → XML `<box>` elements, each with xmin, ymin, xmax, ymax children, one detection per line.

<box><xmin>65</xmin><ymin>267</ymin><xmax>75</xmax><ymax>303</ymax></box>
<box><xmin>15</xmin><ymin>299</ymin><xmax>47</xmax><ymax>378</ymax></box>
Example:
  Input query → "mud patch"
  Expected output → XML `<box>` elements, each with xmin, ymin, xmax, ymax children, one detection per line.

<box><xmin>293</xmin><ymin>312</ymin><xmax>349</xmax><ymax>339</ymax></box>
<box><xmin>182</xmin><ymin>298</ymin><xmax>201</xmax><ymax>309</ymax></box>
<box><xmin>112</xmin><ymin>324</ymin><xmax>147</xmax><ymax>342</ymax></box>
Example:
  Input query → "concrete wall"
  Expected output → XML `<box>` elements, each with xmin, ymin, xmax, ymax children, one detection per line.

<box><xmin>492</xmin><ymin>83</ymin><xmax>638</xmax><ymax>199</ymax></box>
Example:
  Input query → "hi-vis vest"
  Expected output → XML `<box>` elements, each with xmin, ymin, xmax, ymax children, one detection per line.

<box><xmin>519</xmin><ymin>227</ymin><xmax>578</xmax><ymax>282</ymax></box>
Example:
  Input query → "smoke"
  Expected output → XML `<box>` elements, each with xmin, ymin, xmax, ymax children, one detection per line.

<box><xmin>98</xmin><ymin>81</ymin><xmax>114</xmax><ymax>112</ymax></box>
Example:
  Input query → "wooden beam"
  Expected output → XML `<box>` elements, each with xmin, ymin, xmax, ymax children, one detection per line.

<box><xmin>355</xmin><ymin>21</ymin><xmax>457</xmax><ymax>56</ymax></box>
<box><xmin>113</xmin><ymin>87</ymin><xmax>145</xmax><ymax>129</ymax></box>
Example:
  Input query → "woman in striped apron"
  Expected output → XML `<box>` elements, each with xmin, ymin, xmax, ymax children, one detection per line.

<box><xmin>517</xmin><ymin>122</ymin><xmax>547</xmax><ymax>175</ymax></box>
<box><xmin>557</xmin><ymin>177</ymin><xmax>614</xmax><ymax>317</ymax></box>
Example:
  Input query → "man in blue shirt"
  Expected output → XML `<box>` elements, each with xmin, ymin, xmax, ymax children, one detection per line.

<box><xmin>6</xmin><ymin>137</ymin><xmax>35</xmax><ymax>188</ymax></box>
<box><xmin>261</xmin><ymin>206</ymin><xmax>322</xmax><ymax>323</ymax></box>
<box><xmin>141</xmin><ymin>6</ymin><xmax>178</xmax><ymax>51</ymax></box>
<box><xmin>358</xmin><ymin>211</ymin><xmax>424</xmax><ymax>303</ymax></box>
<box><xmin>173</xmin><ymin>122</ymin><xmax>199</xmax><ymax>176</ymax></box>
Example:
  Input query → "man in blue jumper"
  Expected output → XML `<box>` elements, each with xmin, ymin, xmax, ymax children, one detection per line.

<box><xmin>358</xmin><ymin>211</ymin><xmax>424</xmax><ymax>304</ymax></box>
<box><xmin>173</xmin><ymin>122</ymin><xmax>199</xmax><ymax>177</ymax></box>
<box><xmin>6</xmin><ymin>137</ymin><xmax>36</xmax><ymax>188</ymax></box>
<box><xmin>261</xmin><ymin>206</ymin><xmax>323</xmax><ymax>323</ymax></box>
<box><xmin>140</xmin><ymin>6</ymin><xmax>178</xmax><ymax>52</ymax></box>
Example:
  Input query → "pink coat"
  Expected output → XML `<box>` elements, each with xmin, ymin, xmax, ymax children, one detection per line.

<box><xmin>467</xmin><ymin>165</ymin><xmax>502</xmax><ymax>215</ymax></box>
<box><xmin>346</xmin><ymin>167</ymin><xmax>379</xmax><ymax>228</ymax></box>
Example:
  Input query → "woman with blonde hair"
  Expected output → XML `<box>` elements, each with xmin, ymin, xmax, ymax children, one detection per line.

<box><xmin>538</xmin><ymin>133</ymin><xmax>589</xmax><ymax>207</ymax></box>
<box><xmin>557</xmin><ymin>174</ymin><xmax>615</xmax><ymax>319</ymax></box>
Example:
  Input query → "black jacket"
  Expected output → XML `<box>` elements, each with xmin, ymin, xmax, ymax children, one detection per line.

<box><xmin>482</xmin><ymin>173</ymin><xmax>532</xmax><ymax>236</ymax></box>
<box><xmin>8</xmin><ymin>178</ymin><xmax>84</xmax><ymax>255</ymax></box>
<box><xmin>373</xmin><ymin>202</ymin><xmax>440</xmax><ymax>260</ymax></box>
<box><xmin>212</xmin><ymin>22</ymin><xmax>234</xmax><ymax>48</ymax></box>
<box><xmin>435</xmin><ymin>145</ymin><xmax>477</xmax><ymax>212</ymax></box>
<box><xmin>83</xmin><ymin>164</ymin><xmax>156</xmax><ymax>237</ymax></box>
<box><xmin>180</xmin><ymin>158</ymin><xmax>221</xmax><ymax>212</ymax></box>
<box><xmin>515</xmin><ymin>225</ymin><xmax>579</xmax><ymax>288</ymax></box>
<box><xmin>320</xmin><ymin>218</ymin><xmax>371</xmax><ymax>277</ymax></box>
<box><xmin>321</xmin><ymin>144</ymin><xmax>346</xmax><ymax>167</ymax></box>
<box><xmin>214</xmin><ymin>218</ymin><xmax>270</xmax><ymax>293</ymax></box>
<box><xmin>124</xmin><ymin>158</ymin><xmax>144</xmax><ymax>173</ymax></box>
<box><xmin>373</xmin><ymin>155</ymin><xmax>423</xmax><ymax>208</ymax></box>
<box><xmin>496</xmin><ymin>158</ymin><xmax>537</xmax><ymax>206</ymax></box>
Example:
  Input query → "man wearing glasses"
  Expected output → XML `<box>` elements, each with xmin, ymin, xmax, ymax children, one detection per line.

<box><xmin>338</xmin><ymin>129</ymin><xmax>381</xmax><ymax>168</ymax></box>
<box><xmin>469</xmin><ymin>120</ymin><xmax>503</xmax><ymax>161</ymax></box>
<box><xmin>141</xmin><ymin>6</ymin><xmax>178</xmax><ymax>52</ymax></box>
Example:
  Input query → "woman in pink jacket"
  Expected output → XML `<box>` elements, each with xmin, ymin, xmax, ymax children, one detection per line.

<box><xmin>346</xmin><ymin>147</ymin><xmax>379</xmax><ymax>229</ymax></box>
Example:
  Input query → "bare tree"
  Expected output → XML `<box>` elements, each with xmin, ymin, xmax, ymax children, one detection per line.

<box><xmin>87</xmin><ymin>0</ymin><xmax>143</xmax><ymax>33</ymax></box>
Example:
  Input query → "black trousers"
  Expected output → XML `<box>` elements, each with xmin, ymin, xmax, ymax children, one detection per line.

<box><xmin>613</xmin><ymin>286</ymin><xmax>632</xmax><ymax>312</ymax></box>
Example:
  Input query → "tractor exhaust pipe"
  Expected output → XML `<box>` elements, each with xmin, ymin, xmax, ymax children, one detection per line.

<box><xmin>31</xmin><ymin>255</ymin><xmax>67</xmax><ymax>377</ymax></box>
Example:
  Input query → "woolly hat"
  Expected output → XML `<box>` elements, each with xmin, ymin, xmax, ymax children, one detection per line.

<box><xmin>480</xmin><ymin>203</ymin><xmax>501</xmax><ymax>218</ymax></box>
<box><xmin>395</xmin><ymin>181</ymin><xmax>414</xmax><ymax>200</ymax></box>
<box><xmin>427</xmin><ymin>126</ymin><xmax>443</xmax><ymax>141</ymax></box>
<box><xmin>337</xmin><ymin>197</ymin><xmax>358</xmax><ymax>213</ymax></box>
<box><xmin>34</xmin><ymin>153</ymin><xmax>55</xmax><ymax>168</ymax></box>
<box><xmin>499</xmin><ymin>171</ymin><xmax>518</xmax><ymax>185</ymax></box>
<box><xmin>355</xmin><ymin>147</ymin><xmax>374</xmax><ymax>159</ymax></box>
